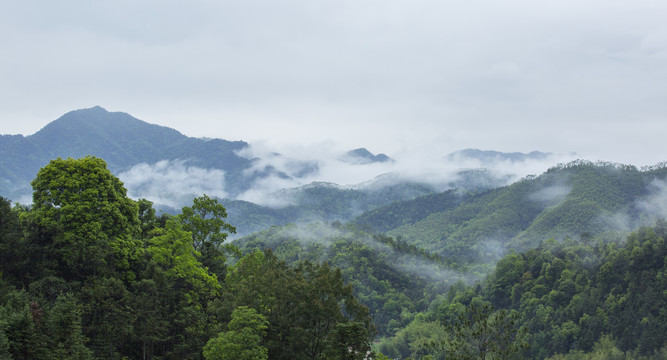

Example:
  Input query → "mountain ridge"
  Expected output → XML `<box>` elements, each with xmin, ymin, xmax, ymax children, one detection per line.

<box><xmin>0</xmin><ymin>107</ymin><xmax>252</xmax><ymax>200</ymax></box>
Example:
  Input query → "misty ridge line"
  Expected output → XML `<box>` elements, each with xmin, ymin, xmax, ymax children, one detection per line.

<box><xmin>240</xmin><ymin>221</ymin><xmax>482</xmax><ymax>287</ymax></box>
<box><xmin>113</xmin><ymin>153</ymin><xmax>667</xmax><ymax>252</ymax></box>
<box><xmin>116</xmin><ymin>143</ymin><xmax>578</xmax><ymax>211</ymax></box>
<box><xmin>6</xmin><ymin>107</ymin><xmax>667</xmax><ymax>254</ymax></box>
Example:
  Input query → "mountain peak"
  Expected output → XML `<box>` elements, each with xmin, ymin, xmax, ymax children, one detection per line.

<box><xmin>445</xmin><ymin>149</ymin><xmax>551</xmax><ymax>163</ymax></box>
<box><xmin>32</xmin><ymin>106</ymin><xmax>185</xmax><ymax>144</ymax></box>
<box><xmin>81</xmin><ymin>105</ymin><xmax>107</xmax><ymax>112</ymax></box>
<box><xmin>340</xmin><ymin>148</ymin><xmax>393</xmax><ymax>165</ymax></box>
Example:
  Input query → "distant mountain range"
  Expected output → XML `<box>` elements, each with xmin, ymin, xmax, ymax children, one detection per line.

<box><xmin>0</xmin><ymin>106</ymin><xmax>249</xmax><ymax>199</ymax></box>
<box><xmin>239</xmin><ymin>160</ymin><xmax>667</xmax><ymax>274</ymax></box>
<box><xmin>445</xmin><ymin>148</ymin><xmax>552</xmax><ymax>163</ymax></box>
<box><xmin>0</xmin><ymin>107</ymin><xmax>391</xmax><ymax>203</ymax></box>
<box><xmin>1</xmin><ymin>106</ymin><xmax>572</xmax><ymax>236</ymax></box>
<box><xmin>340</xmin><ymin>148</ymin><xmax>393</xmax><ymax>164</ymax></box>
<box><xmin>354</xmin><ymin>161</ymin><xmax>667</xmax><ymax>260</ymax></box>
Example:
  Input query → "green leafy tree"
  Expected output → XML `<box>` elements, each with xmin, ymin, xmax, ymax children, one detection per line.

<box><xmin>45</xmin><ymin>293</ymin><xmax>93</xmax><ymax>360</ymax></box>
<box><xmin>129</xmin><ymin>278</ymin><xmax>170</xmax><ymax>360</ymax></box>
<box><xmin>137</xmin><ymin>198</ymin><xmax>159</xmax><ymax>240</ymax></box>
<box><xmin>204</xmin><ymin>306</ymin><xmax>268</xmax><ymax>360</ymax></box>
<box><xmin>178</xmin><ymin>194</ymin><xmax>235</xmax><ymax>251</ymax></box>
<box><xmin>446</xmin><ymin>303</ymin><xmax>526</xmax><ymax>360</ymax></box>
<box><xmin>30</xmin><ymin>156</ymin><xmax>141</xmax><ymax>280</ymax></box>
<box><xmin>0</xmin><ymin>290</ymin><xmax>49</xmax><ymax>359</ymax></box>
<box><xmin>179</xmin><ymin>194</ymin><xmax>236</xmax><ymax>278</ymax></box>
<box><xmin>323</xmin><ymin>322</ymin><xmax>373</xmax><ymax>360</ymax></box>
<box><xmin>0</xmin><ymin>318</ymin><xmax>10</xmax><ymax>360</ymax></box>
<box><xmin>224</xmin><ymin>250</ymin><xmax>374</xmax><ymax>360</ymax></box>
<box><xmin>147</xmin><ymin>220</ymin><xmax>221</xmax><ymax>303</ymax></box>
<box><xmin>79</xmin><ymin>277</ymin><xmax>133</xmax><ymax>358</ymax></box>
<box><xmin>0</xmin><ymin>197</ymin><xmax>26</xmax><ymax>286</ymax></box>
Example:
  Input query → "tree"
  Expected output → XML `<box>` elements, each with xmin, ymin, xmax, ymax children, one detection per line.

<box><xmin>178</xmin><ymin>195</ymin><xmax>236</xmax><ymax>278</ymax></box>
<box><xmin>203</xmin><ymin>306</ymin><xmax>268</xmax><ymax>360</ymax></box>
<box><xmin>137</xmin><ymin>198</ymin><xmax>159</xmax><ymax>240</ymax></box>
<box><xmin>323</xmin><ymin>322</ymin><xmax>373</xmax><ymax>360</ymax></box>
<box><xmin>0</xmin><ymin>289</ymin><xmax>50</xmax><ymax>359</ymax></box>
<box><xmin>45</xmin><ymin>293</ymin><xmax>93</xmax><ymax>360</ymax></box>
<box><xmin>0</xmin><ymin>197</ymin><xmax>25</xmax><ymax>285</ymax></box>
<box><xmin>178</xmin><ymin>194</ymin><xmax>235</xmax><ymax>251</ymax></box>
<box><xmin>446</xmin><ymin>303</ymin><xmax>526</xmax><ymax>360</ymax></box>
<box><xmin>224</xmin><ymin>250</ymin><xmax>375</xmax><ymax>360</ymax></box>
<box><xmin>147</xmin><ymin>220</ymin><xmax>221</xmax><ymax>303</ymax></box>
<box><xmin>30</xmin><ymin>156</ymin><xmax>141</xmax><ymax>280</ymax></box>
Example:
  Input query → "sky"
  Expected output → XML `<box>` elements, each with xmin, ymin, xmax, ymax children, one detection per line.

<box><xmin>1</xmin><ymin>0</ymin><xmax>667</xmax><ymax>167</ymax></box>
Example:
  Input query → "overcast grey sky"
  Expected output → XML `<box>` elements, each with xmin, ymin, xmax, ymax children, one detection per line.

<box><xmin>1</xmin><ymin>0</ymin><xmax>666</xmax><ymax>166</ymax></box>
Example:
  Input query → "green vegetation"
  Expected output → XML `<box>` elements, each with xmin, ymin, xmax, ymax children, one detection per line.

<box><xmin>378</xmin><ymin>224</ymin><xmax>667</xmax><ymax>359</ymax></box>
<box><xmin>236</xmin><ymin>222</ymin><xmax>475</xmax><ymax>338</ymax></box>
<box><xmin>204</xmin><ymin>306</ymin><xmax>269</xmax><ymax>360</ymax></box>
<box><xmin>380</xmin><ymin>161</ymin><xmax>667</xmax><ymax>262</ymax></box>
<box><xmin>2</xmin><ymin>156</ymin><xmax>667</xmax><ymax>359</ymax></box>
<box><xmin>0</xmin><ymin>157</ymin><xmax>375</xmax><ymax>359</ymax></box>
<box><xmin>223</xmin><ymin>180</ymin><xmax>438</xmax><ymax>237</ymax></box>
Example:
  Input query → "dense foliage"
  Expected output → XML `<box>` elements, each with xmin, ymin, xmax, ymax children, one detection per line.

<box><xmin>381</xmin><ymin>161</ymin><xmax>667</xmax><ymax>262</ymax></box>
<box><xmin>223</xmin><ymin>180</ymin><xmax>438</xmax><ymax>237</ymax></box>
<box><xmin>2</xmin><ymin>156</ymin><xmax>667</xmax><ymax>359</ymax></box>
<box><xmin>378</xmin><ymin>224</ymin><xmax>667</xmax><ymax>359</ymax></box>
<box><xmin>0</xmin><ymin>157</ymin><xmax>375</xmax><ymax>359</ymax></box>
<box><xmin>235</xmin><ymin>222</ymin><xmax>478</xmax><ymax>338</ymax></box>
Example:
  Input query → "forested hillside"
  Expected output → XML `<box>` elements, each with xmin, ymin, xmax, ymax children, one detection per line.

<box><xmin>234</xmin><ymin>211</ymin><xmax>667</xmax><ymax>359</ymax></box>
<box><xmin>3</xmin><ymin>107</ymin><xmax>508</xmax><ymax>238</ymax></box>
<box><xmin>236</xmin><ymin>222</ymin><xmax>473</xmax><ymax>338</ymax></box>
<box><xmin>378</xmin><ymin>224</ymin><xmax>667</xmax><ymax>359</ymax></box>
<box><xmin>356</xmin><ymin>161</ymin><xmax>667</xmax><ymax>263</ymax></box>
<box><xmin>0</xmin><ymin>157</ymin><xmax>376</xmax><ymax>359</ymax></box>
<box><xmin>1</xmin><ymin>155</ymin><xmax>666</xmax><ymax>359</ymax></box>
<box><xmin>236</xmin><ymin>161</ymin><xmax>667</xmax><ymax>359</ymax></box>
<box><xmin>222</xmin><ymin>180</ymin><xmax>437</xmax><ymax>237</ymax></box>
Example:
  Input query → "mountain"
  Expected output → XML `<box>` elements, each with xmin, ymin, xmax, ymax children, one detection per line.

<box><xmin>234</xmin><ymin>161</ymin><xmax>667</xmax><ymax>343</ymax></box>
<box><xmin>0</xmin><ymin>107</ymin><xmax>521</xmax><ymax>237</ymax></box>
<box><xmin>445</xmin><ymin>148</ymin><xmax>552</xmax><ymax>163</ymax></box>
<box><xmin>222</xmin><ymin>168</ymin><xmax>517</xmax><ymax>237</ymax></box>
<box><xmin>339</xmin><ymin>148</ymin><xmax>393</xmax><ymax>164</ymax></box>
<box><xmin>352</xmin><ymin>161</ymin><xmax>667</xmax><ymax>262</ymax></box>
<box><xmin>223</xmin><ymin>180</ymin><xmax>438</xmax><ymax>237</ymax></box>
<box><xmin>0</xmin><ymin>106</ymin><xmax>254</xmax><ymax>200</ymax></box>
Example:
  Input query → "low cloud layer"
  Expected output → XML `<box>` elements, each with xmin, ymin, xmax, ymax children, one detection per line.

<box><xmin>596</xmin><ymin>177</ymin><xmax>667</xmax><ymax>235</ymax></box>
<box><xmin>264</xmin><ymin>222</ymin><xmax>481</xmax><ymax>286</ymax></box>
<box><xmin>636</xmin><ymin>179</ymin><xmax>667</xmax><ymax>219</ymax></box>
<box><xmin>233</xmin><ymin>141</ymin><xmax>579</xmax><ymax>207</ymax></box>
<box><xmin>529</xmin><ymin>183</ymin><xmax>573</xmax><ymax>207</ymax></box>
<box><xmin>118</xmin><ymin>160</ymin><xmax>227</xmax><ymax>209</ymax></box>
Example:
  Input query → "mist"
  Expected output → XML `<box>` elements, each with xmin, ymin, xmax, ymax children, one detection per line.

<box><xmin>118</xmin><ymin>160</ymin><xmax>227</xmax><ymax>209</ymax></box>
<box><xmin>528</xmin><ymin>182</ymin><xmax>573</xmax><ymax>207</ymax></box>
<box><xmin>111</xmin><ymin>137</ymin><xmax>581</xmax><ymax>213</ymax></box>
<box><xmin>231</xmin><ymin>141</ymin><xmax>580</xmax><ymax>208</ymax></box>
<box><xmin>601</xmin><ymin>177</ymin><xmax>667</xmax><ymax>233</ymax></box>
<box><xmin>250</xmin><ymin>221</ymin><xmax>485</xmax><ymax>288</ymax></box>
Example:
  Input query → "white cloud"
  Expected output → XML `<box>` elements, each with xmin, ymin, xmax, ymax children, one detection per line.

<box><xmin>636</xmin><ymin>179</ymin><xmax>667</xmax><ymax>221</ymax></box>
<box><xmin>118</xmin><ymin>160</ymin><xmax>227</xmax><ymax>209</ymax></box>
<box><xmin>230</xmin><ymin>138</ymin><xmax>579</xmax><ymax>208</ymax></box>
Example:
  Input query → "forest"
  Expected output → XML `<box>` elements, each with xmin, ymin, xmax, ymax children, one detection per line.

<box><xmin>0</xmin><ymin>156</ymin><xmax>666</xmax><ymax>359</ymax></box>
<box><xmin>0</xmin><ymin>157</ymin><xmax>374</xmax><ymax>359</ymax></box>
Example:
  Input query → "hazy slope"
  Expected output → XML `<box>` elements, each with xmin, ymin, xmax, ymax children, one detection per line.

<box><xmin>349</xmin><ymin>161</ymin><xmax>667</xmax><ymax>261</ymax></box>
<box><xmin>0</xmin><ymin>106</ymin><xmax>252</xmax><ymax>200</ymax></box>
